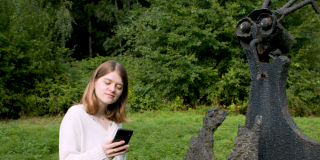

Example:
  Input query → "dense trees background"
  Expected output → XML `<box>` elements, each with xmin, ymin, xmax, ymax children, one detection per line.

<box><xmin>0</xmin><ymin>0</ymin><xmax>319</xmax><ymax>118</ymax></box>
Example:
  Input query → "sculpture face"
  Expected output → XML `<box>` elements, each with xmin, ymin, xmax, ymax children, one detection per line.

<box><xmin>235</xmin><ymin>9</ymin><xmax>293</xmax><ymax>63</ymax></box>
<box><xmin>234</xmin><ymin>0</ymin><xmax>320</xmax><ymax>80</ymax></box>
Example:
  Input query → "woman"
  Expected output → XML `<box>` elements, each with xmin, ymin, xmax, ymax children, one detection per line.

<box><xmin>59</xmin><ymin>61</ymin><xmax>131</xmax><ymax>160</ymax></box>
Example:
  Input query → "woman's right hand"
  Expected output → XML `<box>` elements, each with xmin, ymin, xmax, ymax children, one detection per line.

<box><xmin>101</xmin><ymin>140</ymin><xmax>129</xmax><ymax>159</ymax></box>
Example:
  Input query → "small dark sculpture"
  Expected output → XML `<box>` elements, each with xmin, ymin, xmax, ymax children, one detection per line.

<box><xmin>184</xmin><ymin>107</ymin><xmax>228</xmax><ymax>160</ymax></box>
<box><xmin>234</xmin><ymin>0</ymin><xmax>320</xmax><ymax>159</ymax></box>
<box><xmin>227</xmin><ymin>115</ymin><xmax>262</xmax><ymax>160</ymax></box>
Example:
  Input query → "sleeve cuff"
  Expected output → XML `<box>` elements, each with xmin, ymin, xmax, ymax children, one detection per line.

<box><xmin>90</xmin><ymin>145</ymin><xmax>107</xmax><ymax>160</ymax></box>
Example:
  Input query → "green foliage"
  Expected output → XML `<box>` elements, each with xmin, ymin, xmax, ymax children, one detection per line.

<box><xmin>105</xmin><ymin>0</ymin><xmax>320</xmax><ymax>115</ymax></box>
<box><xmin>1</xmin><ymin>0</ymin><xmax>320</xmax><ymax>117</ymax></box>
<box><xmin>21</xmin><ymin>55</ymin><xmax>145</xmax><ymax>115</ymax></box>
<box><xmin>287</xmin><ymin>44</ymin><xmax>320</xmax><ymax>116</ymax></box>
<box><xmin>281</xmin><ymin>2</ymin><xmax>320</xmax><ymax>116</ymax></box>
<box><xmin>0</xmin><ymin>0</ymin><xmax>74</xmax><ymax>118</ymax></box>
<box><xmin>167</xmin><ymin>96</ymin><xmax>188</xmax><ymax>111</ymax></box>
<box><xmin>55</xmin><ymin>0</ymin><xmax>75</xmax><ymax>47</ymax></box>
<box><xmin>106</xmin><ymin>0</ymin><xmax>251</xmax><ymax>110</ymax></box>
<box><xmin>1</xmin><ymin>113</ymin><xmax>320</xmax><ymax>159</ymax></box>
<box><xmin>206</xmin><ymin>57</ymin><xmax>250</xmax><ymax>113</ymax></box>
<box><xmin>67</xmin><ymin>0</ymin><xmax>148</xmax><ymax>59</ymax></box>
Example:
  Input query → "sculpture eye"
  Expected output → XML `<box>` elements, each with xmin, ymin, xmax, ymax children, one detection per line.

<box><xmin>260</xmin><ymin>17</ymin><xmax>272</xmax><ymax>31</ymax></box>
<box><xmin>240</xmin><ymin>21</ymin><xmax>251</xmax><ymax>34</ymax></box>
<box><xmin>235</xmin><ymin>18</ymin><xmax>252</xmax><ymax>40</ymax></box>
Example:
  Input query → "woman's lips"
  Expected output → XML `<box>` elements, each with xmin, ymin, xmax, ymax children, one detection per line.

<box><xmin>105</xmin><ymin>94</ymin><xmax>114</xmax><ymax>97</ymax></box>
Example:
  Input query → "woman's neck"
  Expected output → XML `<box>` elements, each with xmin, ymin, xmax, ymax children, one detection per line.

<box><xmin>95</xmin><ymin>101</ymin><xmax>108</xmax><ymax>116</ymax></box>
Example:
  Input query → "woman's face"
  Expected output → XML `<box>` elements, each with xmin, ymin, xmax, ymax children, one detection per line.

<box><xmin>94</xmin><ymin>71</ymin><xmax>123</xmax><ymax>107</ymax></box>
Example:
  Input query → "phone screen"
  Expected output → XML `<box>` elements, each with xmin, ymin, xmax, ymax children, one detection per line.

<box><xmin>112</xmin><ymin>128</ymin><xmax>133</xmax><ymax>151</ymax></box>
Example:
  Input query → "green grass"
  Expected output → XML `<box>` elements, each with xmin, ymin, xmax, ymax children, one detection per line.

<box><xmin>0</xmin><ymin>112</ymin><xmax>319</xmax><ymax>160</ymax></box>
<box><xmin>0</xmin><ymin>116</ymin><xmax>62</xmax><ymax>160</ymax></box>
<box><xmin>123</xmin><ymin>110</ymin><xmax>246</xmax><ymax>160</ymax></box>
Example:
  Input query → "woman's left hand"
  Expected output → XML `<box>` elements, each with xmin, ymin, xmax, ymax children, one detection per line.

<box><xmin>101</xmin><ymin>140</ymin><xmax>129</xmax><ymax>159</ymax></box>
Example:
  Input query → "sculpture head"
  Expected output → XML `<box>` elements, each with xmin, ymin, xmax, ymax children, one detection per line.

<box><xmin>235</xmin><ymin>0</ymin><xmax>320</xmax><ymax>62</ymax></box>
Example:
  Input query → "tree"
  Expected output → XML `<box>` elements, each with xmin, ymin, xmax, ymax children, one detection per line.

<box><xmin>66</xmin><ymin>0</ymin><xmax>150</xmax><ymax>59</ymax></box>
<box><xmin>106</xmin><ymin>0</ymin><xmax>320</xmax><ymax>114</ymax></box>
<box><xmin>0</xmin><ymin>0</ymin><xmax>74</xmax><ymax>118</ymax></box>
<box><xmin>105</xmin><ymin>0</ymin><xmax>248</xmax><ymax>109</ymax></box>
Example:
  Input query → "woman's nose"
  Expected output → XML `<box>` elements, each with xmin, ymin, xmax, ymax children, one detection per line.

<box><xmin>108</xmin><ymin>84</ymin><xmax>116</xmax><ymax>92</ymax></box>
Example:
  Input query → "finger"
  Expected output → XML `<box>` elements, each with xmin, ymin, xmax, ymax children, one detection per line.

<box><xmin>113</xmin><ymin>145</ymin><xmax>129</xmax><ymax>153</ymax></box>
<box><xmin>108</xmin><ymin>148</ymin><xmax>129</xmax><ymax>157</ymax></box>
<box><xmin>106</xmin><ymin>146</ymin><xmax>127</xmax><ymax>156</ymax></box>
<box><xmin>104</xmin><ymin>140</ymin><xmax>126</xmax><ymax>151</ymax></box>
<box><xmin>106</xmin><ymin>144</ymin><xmax>129</xmax><ymax>155</ymax></box>
<box><xmin>102</xmin><ymin>139</ymin><xmax>114</xmax><ymax>148</ymax></box>
<box><xmin>110</xmin><ymin>140</ymin><xmax>126</xmax><ymax>148</ymax></box>
<box><xmin>104</xmin><ymin>140</ymin><xmax>125</xmax><ymax>149</ymax></box>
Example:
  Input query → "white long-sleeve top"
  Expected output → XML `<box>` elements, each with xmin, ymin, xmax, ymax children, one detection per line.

<box><xmin>59</xmin><ymin>104</ymin><xmax>126</xmax><ymax>160</ymax></box>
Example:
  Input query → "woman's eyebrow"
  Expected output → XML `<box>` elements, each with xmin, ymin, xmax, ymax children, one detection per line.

<box><xmin>103</xmin><ymin>78</ymin><xmax>123</xmax><ymax>85</ymax></box>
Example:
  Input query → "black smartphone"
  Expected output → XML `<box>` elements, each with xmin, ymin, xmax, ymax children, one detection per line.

<box><xmin>112</xmin><ymin>128</ymin><xmax>133</xmax><ymax>152</ymax></box>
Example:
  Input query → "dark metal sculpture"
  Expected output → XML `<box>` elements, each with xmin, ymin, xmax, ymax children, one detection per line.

<box><xmin>234</xmin><ymin>0</ymin><xmax>320</xmax><ymax>159</ymax></box>
<box><xmin>184</xmin><ymin>107</ymin><xmax>228</xmax><ymax>160</ymax></box>
<box><xmin>227</xmin><ymin>115</ymin><xmax>262</xmax><ymax>160</ymax></box>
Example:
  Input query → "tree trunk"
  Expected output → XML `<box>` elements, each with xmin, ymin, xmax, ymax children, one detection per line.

<box><xmin>115</xmin><ymin>0</ymin><xmax>122</xmax><ymax>55</ymax></box>
<box><xmin>119</xmin><ymin>37</ymin><xmax>122</xmax><ymax>55</ymax></box>
<box><xmin>127</xmin><ymin>0</ymin><xmax>130</xmax><ymax>8</ymax></box>
<box><xmin>115</xmin><ymin>0</ymin><xmax>118</xmax><ymax>10</ymax></box>
<box><xmin>89</xmin><ymin>19</ymin><xmax>92</xmax><ymax>57</ymax></box>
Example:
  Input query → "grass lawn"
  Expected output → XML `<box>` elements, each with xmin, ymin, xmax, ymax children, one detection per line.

<box><xmin>1</xmin><ymin>110</ymin><xmax>319</xmax><ymax>160</ymax></box>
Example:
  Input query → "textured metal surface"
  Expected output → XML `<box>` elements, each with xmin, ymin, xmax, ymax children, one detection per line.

<box><xmin>227</xmin><ymin>115</ymin><xmax>262</xmax><ymax>160</ymax></box>
<box><xmin>234</xmin><ymin>0</ymin><xmax>320</xmax><ymax>159</ymax></box>
<box><xmin>245</xmin><ymin>52</ymin><xmax>320</xmax><ymax>160</ymax></box>
<box><xmin>184</xmin><ymin>107</ymin><xmax>228</xmax><ymax>160</ymax></box>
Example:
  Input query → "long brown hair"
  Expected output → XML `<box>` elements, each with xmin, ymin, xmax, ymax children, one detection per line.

<box><xmin>79</xmin><ymin>61</ymin><xmax>130</xmax><ymax>123</ymax></box>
